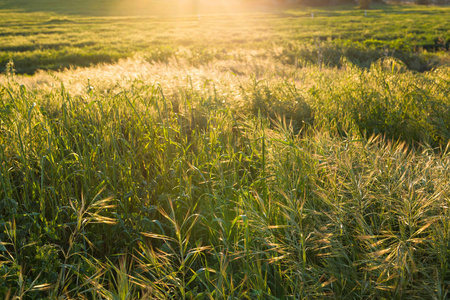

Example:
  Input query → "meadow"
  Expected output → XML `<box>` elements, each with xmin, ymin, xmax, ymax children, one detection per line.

<box><xmin>1</xmin><ymin>1</ymin><xmax>450</xmax><ymax>299</ymax></box>
<box><xmin>0</xmin><ymin>1</ymin><xmax>449</xmax><ymax>74</ymax></box>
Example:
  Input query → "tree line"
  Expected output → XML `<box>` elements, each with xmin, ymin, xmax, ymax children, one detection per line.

<box><xmin>249</xmin><ymin>0</ymin><xmax>449</xmax><ymax>5</ymax></box>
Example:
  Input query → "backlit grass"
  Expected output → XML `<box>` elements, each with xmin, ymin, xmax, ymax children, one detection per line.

<box><xmin>1</xmin><ymin>54</ymin><xmax>449</xmax><ymax>298</ymax></box>
<box><xmin>1</xmin><ymin>1</ymin><xmax>450</xmax><ymax>298</ymax></box>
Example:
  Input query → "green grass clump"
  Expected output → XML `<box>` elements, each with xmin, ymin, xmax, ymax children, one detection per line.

<box><xmin>309</xmin><ymin>58</ymin><xmax>450</xmax><ymax>146</ymax></box>
<box><xmin>1</xmin><ymin>55</ymin><xmax>449</xmax><ymax>298</ymax></box>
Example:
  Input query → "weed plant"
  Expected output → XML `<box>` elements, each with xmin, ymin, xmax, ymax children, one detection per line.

<box><xmin>0</xmin><ymin>54</ymin><xmax>449</xmax><ymax>298</ymax></box>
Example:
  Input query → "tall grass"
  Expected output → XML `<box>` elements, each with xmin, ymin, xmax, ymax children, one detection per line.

<box><xmin>0</xmin><ymin>56</ymin><xmax>449</xmax><ymax>298</ymax></box>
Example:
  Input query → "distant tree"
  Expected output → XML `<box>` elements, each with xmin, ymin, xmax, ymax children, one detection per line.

<box><xmin>360</xmin><ymin>0</ymin><xmax>370</xmax><ymax>8</ymax></box>
<box><xmin>242</xmin><ymin>0</ymin><xmax>387</xmax><ymax>5</ymax></box>
<box><xmin>297</xmin><ymin>0</ymin><xmax>331</xmax><ymax>5</ymax></box>
<box><xmin>334</xmin><ymin>0</ymin><xmax>355</xmax><ymax>3</ymax></box>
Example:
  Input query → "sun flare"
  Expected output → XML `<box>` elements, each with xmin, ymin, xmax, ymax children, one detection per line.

<box><xmin>107</xmin><ymin>0</ymin><xmax>264</xmax><ymax>17</ymax></box>
<box><xmin>1</xmin><ymin>0</ymin><xmax>285</xmax><ymax>17</ymax></box>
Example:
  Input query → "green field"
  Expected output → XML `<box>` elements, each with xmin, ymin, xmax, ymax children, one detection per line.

<box><xmin>0</xmin><ymin>1</ymin><xmax>449</xmax><ymax>74</ymax></box>
<box><xmin>1</xmin><ymin>1</ymin><xmax>450</xmax><ymax>299</ymax></box>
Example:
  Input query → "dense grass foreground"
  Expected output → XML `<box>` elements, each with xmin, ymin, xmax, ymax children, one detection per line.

<box><xmin>1</xmin><ymin>57</ymin><xmax>450</xmax><ymax>299</ymax></box>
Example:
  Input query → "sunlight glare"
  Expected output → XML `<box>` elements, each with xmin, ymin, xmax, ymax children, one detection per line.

<box><xmin>108</xmin><ymin>0</ymin><xmax>263</xmax><ymax>17</ymax></box>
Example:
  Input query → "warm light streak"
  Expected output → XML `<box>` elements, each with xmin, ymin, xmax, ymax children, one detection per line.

<box><xmin>107</xmin><ymin>0</ymin><xmax>274</xmax><ymax>17</ymax></box>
